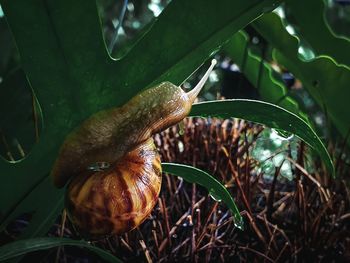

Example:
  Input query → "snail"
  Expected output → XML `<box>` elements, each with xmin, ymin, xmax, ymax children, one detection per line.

<box><xmin>51</xmin><ymin>59</ymin><xmax>217</xmax><ymax>239</ymax></box>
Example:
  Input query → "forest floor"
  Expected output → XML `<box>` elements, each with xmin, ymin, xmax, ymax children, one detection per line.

<box><xmin>51</xmin><ymin>118</ymin><xmax>350</xmax><ymax>262</ymax></box>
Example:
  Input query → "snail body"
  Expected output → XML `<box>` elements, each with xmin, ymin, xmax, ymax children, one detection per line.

<box><xmin>51</xmin><ymin>60</ymin><xmax>217</xmax><ymax>239</ymax></box>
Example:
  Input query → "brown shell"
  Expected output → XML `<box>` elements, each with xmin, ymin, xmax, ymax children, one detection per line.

<box><xmin>65</xmin><ymin>139</ymin><xmax>162</xmax><ymax>239</ymax></box>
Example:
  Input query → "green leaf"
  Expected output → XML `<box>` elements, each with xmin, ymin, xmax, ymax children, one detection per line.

<box><xmin>0</xmin><ymin>0</ymin><xmax>282</xmax><ymax>227</ymax></box>
<box><xmin>190</xmin><ymin>100</ymin><xmax>334</xmax><ymax>177</ymax></box>
<box><xmin>162</xmin><ymin>163</ymin><xmax>243</xmax><ymax>229</ymax></box>
<box><xmin>223</xmin><ymin>31</ymin><xmax>310</xmax><ymax>121</ymax></box>
<box><xmin>112</xmin><ymin>0</ymin><xmax>283</xmax><ymax>106</ymax></box>
<box><xmin>0</xmin><ymin>177</ymin><xmax>64</xmax><ymax>239</ymax></box>
<box><xmin>253</xmin><ymin>13</ymin><xmax>350</xmax><ymax>148</ymax></box>
<box><xmin>286</xmin><ymin>0</ymin><xmax>350</xmax><ymax>66</ymax></box>
<box><xmin>0</xmin><ymin>237</ymin><xmax>122</xmax><ymax>262</ymax></box>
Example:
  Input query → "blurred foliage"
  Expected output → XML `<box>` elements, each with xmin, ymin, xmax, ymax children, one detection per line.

<box><xmin>285</xmin><ymin>0</ymin><xmax>350</xmax><ymax>66</ymax></box>
<box><xmin>223</xmin><ymin>31</ymin><xmax>309</xmax><ymax>121</ymax></box>
<box><xmin>253</xmin><ymin>11</ymin><xmax>350</xmax><ymax>148</ymax></box>
<box><xmin>325</xmin><ymin>0</ymin><xmax>350</xmax><ymax>37</ymax></box>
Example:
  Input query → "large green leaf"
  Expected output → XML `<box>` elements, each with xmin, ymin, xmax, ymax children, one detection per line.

<box><xmin>0</xmin><ymin>237</ymin><xmax>122</xmax><ymax>262</ymax></box>
<box><xmin>0</xmin><ymin>0</ymin><xmax>282</xmax><ymax>235</ymax></box>
<box><xmin>162</xmin><ymin>163</ymin><xmax>243</xmax><ymax>229</ymax></box>
<box><xmin>286</xmin><ymin>0</ymin><xmax>350</xmax><ymax>66</ymax></box>
<box><xmin>190</xmin><ymin>100</ymin><xmax>334</xmax><ymax>176</ymax></box>
<box><xmin>253</xmin><ymin>13</ymin><xmax>350</xmax><ymax>148</ymax></box>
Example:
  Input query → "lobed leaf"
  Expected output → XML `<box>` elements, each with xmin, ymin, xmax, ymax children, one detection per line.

<box><xmin>253</xmin><ymin>13</ymin><xmax>350</xmax><ymax>148</ymax></box>
<box><xmin>224</xmin><ymin>31</ymin><xmax>310</xmax><ymax>122</ymax></box>
<box><xmin>287</xmin><ymin>0</ymin><xmax>350</xmax><ymax>67</ymax></box>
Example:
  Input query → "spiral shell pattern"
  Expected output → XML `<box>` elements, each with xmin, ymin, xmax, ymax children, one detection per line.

<box><xmin>65</xmin><ymin>138</ymin><xmax>162</xmax><ymax>239</ymax></box>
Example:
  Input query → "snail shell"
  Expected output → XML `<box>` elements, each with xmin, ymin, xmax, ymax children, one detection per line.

<box><xmin>65</xmin><ymin>138</ymin><xmax>161</xmax><ymax>239</ymax></box>
<box><xmin>51</xmin><ymin>60</ymin><xmax>217</xmax><ymax>239</ymax></box>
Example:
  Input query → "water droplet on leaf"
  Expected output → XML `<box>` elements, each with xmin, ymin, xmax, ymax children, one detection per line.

<box><xmin>233</xmin><ymin>216</ymin><xmax>244</xmax><ymax>230</ymax></box>
<box><xmin>272</xmin><ymin>128</ymin><xmax>294</xmax><ymax>141</ymax></box>
<box><xmin>209</xmin><ymin>189</ymin><xmax>222</xmax><ymax>202</ymax></box>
